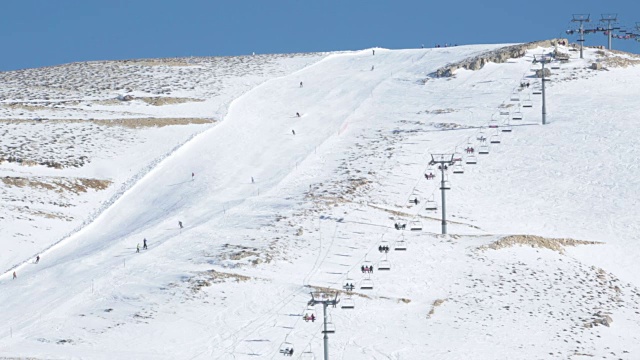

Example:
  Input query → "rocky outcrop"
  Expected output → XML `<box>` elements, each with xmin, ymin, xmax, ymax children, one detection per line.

<box><xmin>431</xmin><ymin>39</ymin><xmax>568</xmax><ymax>78</ymax></box>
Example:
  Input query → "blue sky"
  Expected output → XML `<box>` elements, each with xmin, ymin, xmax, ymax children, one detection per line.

<box><xmin>1</xmin><ymin>0</ymin><xmax>639</xmax><ymax>71</ymax></box>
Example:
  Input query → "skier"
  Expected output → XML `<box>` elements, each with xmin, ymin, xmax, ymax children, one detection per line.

<box><xmin>251</xmin><ymin>176</ymin><xmax>255</xmax><ymax>184</ymax></box>
<box><xmin>35</xmin><ymin>255</ymin><xmax>40</xmax><ymax>264</ymax></box>
<box><xmin>371</xmin><ymin>65</ymin><xmax>374</xmax><ymax>71</ymax></box>
<box><xmin>192</xmin><ymin>172</ymin><xmax>195</xmax><ymax>180</ymax></box>
<box><xmin>136</xmin><ymin>244</ymin><xmax>140</xmax><ymax>253</ymax></box>
<box><xmin>289</xmin><ymin>349</ymin><xmax>294</xmax><ymax>356</ymax></box>
<box><xmin>296</xmin><ymin>112</ymin><xmax>300</xmax><ymax>117</ymax></box>
<box><xmin>299</xmin><ymin>81</ymin><xmax>303</xmax><ymax>88</ymax></box>
<box><xmin>13</xmin><ymin>271</ymin><xmax>17</xmax><ymax>279</ymax></box>
<box><xmin>292</xmin><ymin>129</ymin><xmax>296</xmax><ymax>135</ymax></box>
<box><xmin>179</xmin><ymin>221</ymin><xmax>183</xmax><ymax>229</ymax></box>
<box><xmin>372</xmin><ymin>49</ymin><xmax>375</xmax><ymax>55</ymax></box>
<box><xmin>143</xmin><ymin>238</ymin><xmax>148</xmax><ymax>250</ymax></box>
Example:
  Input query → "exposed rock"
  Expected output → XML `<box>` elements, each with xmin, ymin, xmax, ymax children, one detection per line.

<box><xmin>430</xmin><ymin>38</ymin><xmax>568</xmax><ymax>78</ymax></box>
<box><xmin>478</xmin><ymin>234</ymin><xmax>602</xmax><ymax>254</ymax></box>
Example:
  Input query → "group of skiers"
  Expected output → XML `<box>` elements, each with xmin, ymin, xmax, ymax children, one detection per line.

<box><xmin>281</xmin><ymin>348</ymin><xmax>294</xmax><ymax>356</ymax></box>
<box><xmin>465</xmin><ymin>147</ymin><xmax>475</xmax><ymax>154</ymax></box>
<box><xmin>361</xmin><ymin>265</ymin><xmax>374</xmax><ymax>274</ymax></box>
<box><xmin>424</xmin><ymin>173</ymin><xmax>435</xmax><ymax>180</ymax></box>
<box><xmin>378</xmin><ymin>245</ymin><xmax>390</xmax><ymax>253</ymax></box>
<box><xmin>303</xmin><ymin>313</ymin><xmax>316</xmax><ymax>322</ymax></box>
<box><xmin>394</xmin><ymin>222</ymin><xmax>407</xmax><ymax>230</ymax></box>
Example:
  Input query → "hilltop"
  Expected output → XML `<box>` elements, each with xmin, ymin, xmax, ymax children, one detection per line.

<box><xmin>1</xmin><ymin>41</ymin><xmax>640</xmax><ymax>359</ymax></box>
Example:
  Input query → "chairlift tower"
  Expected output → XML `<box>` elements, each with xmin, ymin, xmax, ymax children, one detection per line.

<box><xmin>308</xmin><ymin>292</ymin><xmax>339</xmax><ymax>360</ymax></box>
<box><xmin>600</xmin><ymin>14</ymin><xmax>618</xmax><ymax>50</ymax></box>
<box><xmin>430</xmin><ymin>154</ymin><xmax>454</xmax><ymax>235</ymax></box>
<box><xmin>533</xmin><ymin>55</ymin><xmax>551</xmax><ymax>125</ymax></box>
<box><xmin>572</xmin><ymin>14</ymin><xmax>590</xmax><ymax>59</ymax></box>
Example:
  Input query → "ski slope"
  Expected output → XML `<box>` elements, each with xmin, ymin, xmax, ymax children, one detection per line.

<box><xmin>2</xmin><ymin>44</ymin><xmax>640</xmax><ymax>359</ymax></box>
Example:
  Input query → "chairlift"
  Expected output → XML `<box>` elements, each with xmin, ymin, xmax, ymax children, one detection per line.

<box><xmin>279</xmin><ymin>339</ymin><xmax>295</xmax><ymax>356</ymax></box>
<box><xmin>532</xmin><ymin>87</ymin><xmax>542</xmax><ymax>95</ymax></box>
<box><xmin>341</xmin><ymin>294</ymin><xmax>355</xmax><ymax>309</ymax></box>
<box><xmin>377</xmin><ymin>254</ymin><xmax>391</xmax><ymax>271</ymax></box>
<box><xmin>360</xmin><ymin>276</ymin><xmax>374</xmax><ymax>290</ymax></box>
<box><xmin>510</xmin><ymin>92</ymin><xmax>520</xmax><ymax>102</ymax></box>
<box><xmin>488</xmin><ymin>118</ymin><xmax>499</xmax><ymax>128</ymax></box>
<box><xmin>425</xmin><ymin>197</ymin><xmax>438</xmax><ymax>210</ymax></box>
<box><xmin>478</xmin><ymin>144</ymin><xmax>490</xmax><ymax>154</ymax></box>
<box><xmin>466</xmin><ymin>154</ymin><xmax>478</xmax><ymax>164</ymax></box>
<box><xmin>322</xmin><ymin>317</ymin><xmax>336</xmax><ymax>334</ymax></box>
<box><xmin>501</xmin><ymin>122</ymin><xmax>512</xmax><ymax>132</ymax></box>
<box><xmin>551</xmin><ymin>61</ymin><xmax>560</xmax><ymax>70</ymax></box>
<box><xmin>303</xmin><ymin>305</ymin><xmax>316</xmax><ymax>319</ymax></box>
<box><xmin>453</xmin><ymin>162</ymin><xmax>464</xmax><ymax>174</ymax></box>
<box><xmin>490</xmin><ymin>134</ymin><xmax>501</xmax><ymax>144</ymax></box>
<box><xmin>378</xmin><ymin>239</ymin><xmax>390</xmax><ymax>253</ymax></box>
<box><xmin>394</xmin><ymin>235</ymin><xmax>407</xmax><ymax>251</ymax></box>
<box><xmin>301</xmin><ymin>350</ymin><xmax>317</xmax><ymax>360</ymax></box>
<box><xmin>409</xmin><ymin>220</ymin><xmax>423</xmax><ymax>231</ymax></box>
<box><xmin>407</xmin><ymin>194</ymin><xmax>420</xmax><ymax>206</ymax></box>
<box><xmin>440</xmin><ymin>175</ymin><xmax>451</xmax><ymax>190</ymax></box>
<box><xmin>511</xmin><ymin>110</ymin><xmax>523</xmax><ymax>120</ymax></box>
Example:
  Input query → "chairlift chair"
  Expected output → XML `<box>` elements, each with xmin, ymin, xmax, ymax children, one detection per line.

<box><xmin>478</xmin><ymin>144</ymin><xmax>490</xmax><ymax>154</ymax></box>
<box><xmin>303</xmin><ymin>305</ymin><xmax>316</xmax><ymax>319</ymax></box>
<box><xmin>279</xmin><ymin>340</ymin><xmax>295</xmax><ymax>356</ymax></box>
<box><xmin>409</xmin><ymin>220</ymin><xmax>423</xmax><ymax>231</ymax></box>
<box><xmin>453</xmin><ymin>162</ymin><xmax>464</xmax><ymax>174</ymax></box>
<box><xmin>394</xmin><ymin>236</ymin><xmax>407</xmax><ymax>251</ymax></box>
<box><xmin>466</xmin><ymin>154</ymin><xmax>478</xmax><ymax>164</ymax></box>
<box><xmin>511</xmin><ymin>110</ymin><xmax>523</xmax><ymax>120</ymax></box>
<box><xmin>360</xmin><ymin>276</ymin><xmax>374</xmax><ymax>290</ymax></box>
<box><xmin>407</xmin><ymin>195</ymin><xmax>420</xmax><ymax>206</ymax></box>
<box><xmin>440</xmin><ymin>175</ymin><xmax>451</xmax><ymax>190</ymax></box>
<box><xmin>490</xmin><ymin>134</ymin><xmax>501</xmax><ymax>144</ymax></box>
<box><xmin>501</xmin><ymin>122</ymin><xmax>512</xmax><ymax>132</ymax></box>
<box><xmin>322</xmin><ymin>317</ymin><xmax>336</xmax><ymax>334</ymax></box>
<box><xmin>488</xmin><ymin>118</ymin><xmax>499</xmax><ymax>128</ymax></box>
<box><xmin>301</xmin><ymin>350</ymin><xmax>317</xmax><ymax>360</ymax></box>
<box><xmin>510</xmin><ymin>92</ymin><xmax>520</xmax><ymax>102</ymax></box>
<box><xmin>522</xmin><ymin>94</ymin><xmax>533</xmax><ymax>108</ymax></box>
<box><xmin>532</xmin><ymin>87</ymin><xmax>542</xmax><ymax>95</ymax></box>
<box><xmin>425</xmin><ymin>197</ymin><xmax>438</xmax><ymax>210</ymax></box>
<box><xmin>341</xmin><ymin>294</ymin><xmax>355</xmax><ymax>309</ymax></box>
<box><xmin>377</xmin><ymin>254</ymin><xmax>391</xmax><ymax>271</ymax></box>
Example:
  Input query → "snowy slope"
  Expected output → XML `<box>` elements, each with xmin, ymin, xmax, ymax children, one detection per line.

<box><xmin>1</xmin><ymin>44</ymin><xmax>640</xmax><ymax>360</ymax></box>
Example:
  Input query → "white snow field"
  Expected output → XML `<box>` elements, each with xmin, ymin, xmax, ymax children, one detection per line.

<box><xmin>2</xmin><ymin>43</ymin><xmax>640</xmax><ymax>359</ymax></box>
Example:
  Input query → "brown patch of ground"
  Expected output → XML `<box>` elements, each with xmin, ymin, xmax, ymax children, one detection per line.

<box><xmin>427</xmin><ymin>298</ymin><xmax>447</xmax><ymax>318</ymax></box>
<box><xmin>1</xmin><ymin>176</ymin><xmax>112</xmax><ymax>194</ymax></box>
<box><xmin>478</xmin><ymin>234</ymin><xmax>602</xmax><ymax>253</ymax></box>
<box><xmin>137</xmin><ymin>96</ymin><xmax>204</xmax><ymax>106</ymax></box>
<box><xmin>0</xmin><ymin>118</ymin><xmax>215</xmax><ymax>128</ymax></box>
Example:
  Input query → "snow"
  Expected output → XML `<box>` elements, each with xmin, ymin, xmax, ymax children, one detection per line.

<box><xmin>1</xmin><ymin>44</ymin><xmax>640</xmax><ymax>359</ymax></box>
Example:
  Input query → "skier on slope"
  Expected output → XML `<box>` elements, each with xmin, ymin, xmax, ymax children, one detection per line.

<box><xmin>13</xmin><ymin>271</ymin><xmax>17</xmax><ymax>279</ymax></box>
<box><xmin>292</xmin><ymin>129</ymin><xmax>296</xmax><ymax>135</ymax></box>
<box><xmin>143</xmin><ymin>238</ymin><xmax>148</xmax><ymax>250</ymax></box>
<box><xmin>35</xmin><ymin>255</ymin><xmax>40</xmax><ymax>264</ymax></box>
<box><xmin>136</xmin><ymin>244</ymin><xmax>140</xmax><ymax>253</ymax></box>
<box><xmin>299</xmin><ymin>81</ymin><xmax>303</xmax><ymax>88</ymax></box>
<box><xmin>179</xmin><ymin>221</ymin><xmax>183</xmax><ymax>229</ymax></box>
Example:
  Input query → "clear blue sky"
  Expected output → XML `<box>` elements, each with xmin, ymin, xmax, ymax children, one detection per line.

<box><xmin>1</xmin><ymin>0</ymin><xmax>639</xmax><ymax>71</ymax></box>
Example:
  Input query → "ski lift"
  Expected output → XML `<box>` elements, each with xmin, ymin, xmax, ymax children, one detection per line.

<box><xmin>440</xmin><ymin>175</ymin><xmax>451</xmax><ymax>190</ymax></box>
<box><xmin>522</xmin><ymin>93</ymin><xmax>533</xmax><ymax>108</ymax></box>
<box><xmin>453</xmin><ymin>162</ymin><xmax>464</xmax><ymax>174</ymax></box>
<box><xmin>341</xmin><ymin>294</ymin><xmax>355</xmax><ymax>309</ymax></box>
<box><xmin>510</xmin><ymin>92</ymin><xmax>520</xmax><ymax>102</ymax></box>
<box><xmin>377</xmin><ymin>254</ymin><xmax>391</xmax><ymax>271</ymax></box>
<box><xmin>478</xmin><ymin>144</ymin><xmax>490</xmax><ymax>154</ymax></box>
<box><xmin>488</xmin><ymin>117</ymin><xmax>499</xmax><ymax>128</ymax></box>
<box><xmin>425</xmin><ymin>196</ymin><xmax>438</xmax><ymax>210</ymax></box>
<box><xmin>490</xmin><ymin>133</ymin><xmax>501</xmax><ymax>144</ymax></box>
<box><xmin>501</xmin><ymin>121</ymin><xmax>512</xmax><ymax>132</ymax></box>
<box><xmin>279</xmin><ymin>338</ymin><xmax>295</xmax><ymax>356</ymax></box>
<box><xmin>511</xmin><ymin>109</ymin><xmax>523</xmax><ymax>120</ymax></box>
<box><xmin>301</xmin><ymin>349</ymin><xmax>317</xmax><ymax>360</ymax></box>
<box><xmin>394</xmin><ymin>235</ymin><xmax>407</xmax><ymax>251</ymax></box>
<box><xmin>409</xmin><ymin>220</ymin><xmax>423</xmax><ymax>231</ymax></box>
<box><xmin>466</xmin><ymin>154</ymin><xmax>477</xmax><ymax>164</ymax></box>
<box><xmin>532</xmin><ymin>87</ymin><xmax>542</xmax><ymax>95</ymax></box>
<box><xmin>499</xmin><ymin>109</ymin><xmax>510</xmax><ymax>116</ymax></box>
<box><xmin>322</xmin><ymin>316</ymin><xmax>336</xmax><ymax>334</ymax></box>
<box><xmin>407</xmin><ymin>194</ymin><xmax>420</xmax><ymax>206</ymax></box>
<box><xmin>551</xmin><ymin>61</ymin><xmax>560</xmax><ymax>70</ymax></box>
<box><xmin>303</xmin><ymin>305</ymin><xmax>316</xmax><ymax>319</ymax></box>
<box><xmin>378</xmin><ymin>239</ymin><xmax>390</xmax><ymax>253</ymax></box>
<box><xmin>343</xmin><ymin>274</ymin><xmax>356</xmax><ymax>293</ymax></box>
<box><xmin>360</xmin><ymin>276</ymin><xmax>374</xmax><ymax>290</ymax></box>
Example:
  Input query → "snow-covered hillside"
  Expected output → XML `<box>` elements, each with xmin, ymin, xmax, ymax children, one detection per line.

<box><xmin>2</xmin><ymin>43</ymin><xmax>640</xmax><ymax>359</ymax></box>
